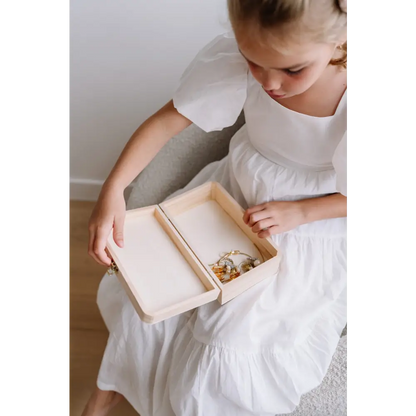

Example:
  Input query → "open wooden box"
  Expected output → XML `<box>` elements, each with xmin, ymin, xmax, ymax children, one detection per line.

<box><xmin>106</xmin><ymin>182</ymin><xmax>281</xmax><ymax>324</ymax></box>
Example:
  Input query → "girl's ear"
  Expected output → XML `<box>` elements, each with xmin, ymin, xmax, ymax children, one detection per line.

<box><xmin>337</xmin><ymin>39</ymin><xmax>347</xmax><ymax>49</ymax></box>
<box><xmin>337</xmin><ymin>0</ymin><xmax>347</xmax><ymax>14</ymax></box>
<box><xmin>337</xmin><ymin>30</ymin><xmax>347</xmax><ymax>48</ymax></box>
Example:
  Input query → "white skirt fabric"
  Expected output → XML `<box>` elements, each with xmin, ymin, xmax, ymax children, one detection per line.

<box><xmin>96</xmin><ymin>126</ymin><xmax>347</xmax><ymax>416</ymax></box>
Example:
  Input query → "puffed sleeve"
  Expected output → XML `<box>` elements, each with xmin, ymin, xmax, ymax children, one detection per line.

<box><xmin>332</xmin><ymin>131</ymin><xmax>347</xmax><ymax>196</ymax></box>
<box><xmin>173</xmin><ymin>32</ymin><xmax>248</xmax><ymax>132</ymax></box>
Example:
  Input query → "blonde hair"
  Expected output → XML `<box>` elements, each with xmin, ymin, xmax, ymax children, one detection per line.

<box><xmin>228</xmin><ymin>0</ymin><xmax>347</xmax><ymax>68</ymax></box>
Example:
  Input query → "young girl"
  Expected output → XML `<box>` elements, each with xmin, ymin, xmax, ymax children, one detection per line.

<box><xmin>83</xmin><ymin>0</ymin><xmax>347</xmax><ymax>415</ymax></box>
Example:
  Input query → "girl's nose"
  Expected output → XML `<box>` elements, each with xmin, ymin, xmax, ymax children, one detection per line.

<box><xmin>261</xmin><ymin>71</ymin><xmax>282</xmax><ymax>91</ymax></box>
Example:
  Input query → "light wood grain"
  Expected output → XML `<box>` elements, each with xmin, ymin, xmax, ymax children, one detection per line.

<box><xmin>160</xmin><ymin>181</ymin><xmax>213</xmax><ymax>216</ymax></box>
<box><xmin>106</xmin><ymin>204</ymin><xmax>220</xmax><ymax>324</ymax></box>
<box><xmin>162</xmin><ymin>182</ymin><xmax>282</xmax><ymax>304</ymax></box>
<box><xmin>70</xmin><ymin>201</ymin><xmax>138</xmax><ymax>415</ymax></box>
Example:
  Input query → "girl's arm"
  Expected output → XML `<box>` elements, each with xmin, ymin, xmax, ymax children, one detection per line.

<box><xmin>88</xmin><ymin>100</ymin><xmax>192</xmax><ymax>266</ymax></box>
<box><xmin>103</xmin><ymin>100</ymin><xmax>192</xmax><ymax>192</ymax></box>
<box><xmin>298</xmin><ymin>193</ymin><xmax>347</xmax><ymax>223</ymax></box>
<box><xmin>244</xmin><ymin>193</ymin><xmax>347</xmax><ymax>238</ymax></box>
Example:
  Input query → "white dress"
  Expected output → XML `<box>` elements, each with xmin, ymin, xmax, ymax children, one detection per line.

<box><xmin>96</xmin><ymin>32</ymin><xmax>347</xmax><ymax>416</ymax></box>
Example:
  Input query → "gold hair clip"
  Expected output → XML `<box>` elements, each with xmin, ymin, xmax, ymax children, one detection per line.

<box><xmin>209</xmin><ymin>250</ymin><xmax>262</xmax><ymax>284</ymax></box>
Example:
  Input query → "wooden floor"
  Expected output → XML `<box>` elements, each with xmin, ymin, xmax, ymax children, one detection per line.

<box><xmin>70</xmin><ymin>201</ymin><xmax>138</xmax><ymax>416</ymax></box>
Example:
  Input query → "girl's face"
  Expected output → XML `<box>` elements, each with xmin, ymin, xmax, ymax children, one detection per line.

<box><xmin>236</xmin><ymin>32</ymin><xmax>338</xmax><ymax>100</ymax></box>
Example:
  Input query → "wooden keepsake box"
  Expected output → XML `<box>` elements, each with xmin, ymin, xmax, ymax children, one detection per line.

<box><xmin>106</xmin><ymin>182</ymin><xmax>281</xmax><ymax>324</ymax></box>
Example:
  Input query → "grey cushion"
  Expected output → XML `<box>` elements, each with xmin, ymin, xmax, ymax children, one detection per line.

<box><xmin>127</xmin><ymin>114</ymin><xmax>245</xmax><ymax>210</ymax></box>
<box><xmin>277</xmin><ymin>336</ymin><xmax>347</xmax><ymax>416</ymax></box>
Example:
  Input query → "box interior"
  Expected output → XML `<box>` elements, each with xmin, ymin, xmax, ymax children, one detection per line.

<box><xmin>161</xmin><ymin>182</ymin><xmax>279</xmax><ymax>296</ymax></box>
<box><xmin>168</xmin><ymin>199</ymin><xmax>268</xmax><ymax>278</ymax></box>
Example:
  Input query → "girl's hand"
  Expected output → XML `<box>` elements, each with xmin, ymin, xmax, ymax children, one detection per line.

<box><xmin>243</xmin><ymin>201</ymin><xmax>305</xmax><ymax>238</ymax></box>
<box><xmin>88</xmin><ymin>185</ymin><xmax>126</xmax><ymax>266</ymax></box>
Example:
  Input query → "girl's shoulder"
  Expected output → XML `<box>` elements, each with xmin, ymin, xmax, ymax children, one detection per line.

<box><xmin>173</xmin><ymin>33</ymin><xmax>249</xmax><ymax>132</ymax></box>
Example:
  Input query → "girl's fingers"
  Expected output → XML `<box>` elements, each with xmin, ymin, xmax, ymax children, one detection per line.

<box><xmin>258</xmin><ymin>225</ymin><xmax>280</xmax><ymax>239</ymax></box>
<box><xmin>93</xmin><ymin>227</ymin><xmax>112</xmax><ymax>266</ymax></box>
<box><xmin>243</xmin><ymin>203</ymin><xmax>266</xmax><ymax>224</ymax></box>
<box><xmin>88</xmin><ymin>229</ymin><xmax>106</xmax><ymax>266</ymax></box>
<box><xmin>113</xmin><ymin>214</ymin><xmax>125</xmax><ymax>248</ymax></box>
<box><xmin>247</xmin><ymin>208</ymin><xmax>271</xmax><ymax>227</ymax></box>
<box><xmin>251</xmin><ymin>218</ymin><xmax>277</xmax><ymax>234</ymax></box>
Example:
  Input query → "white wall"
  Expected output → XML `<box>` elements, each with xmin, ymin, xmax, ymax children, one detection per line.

<box><xmin>70</xmin><ymin>0</ymin><xmax>229</xmax><ymax>200</ymax></box>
